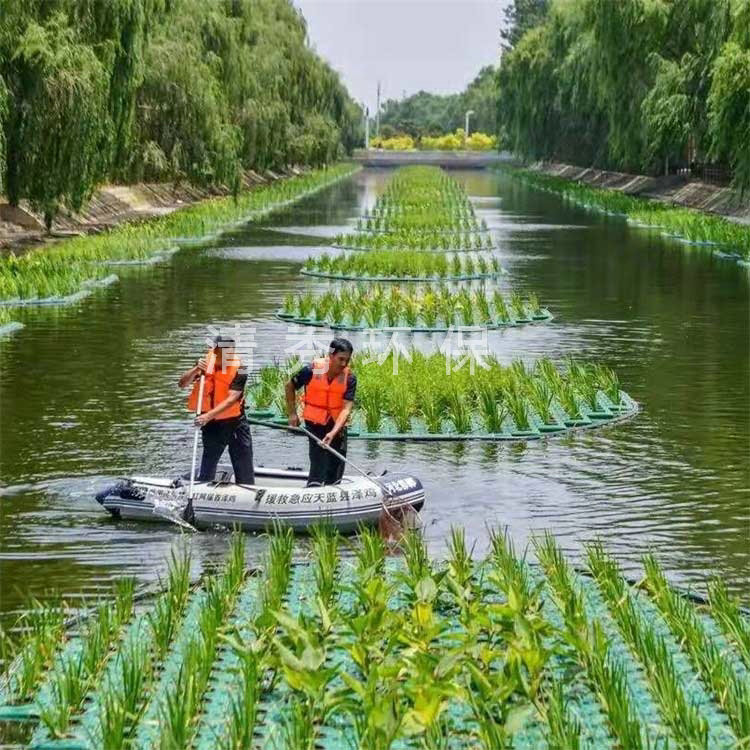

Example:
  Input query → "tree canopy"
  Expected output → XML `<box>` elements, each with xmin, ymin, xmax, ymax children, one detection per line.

<box><xmin>0</xmin><ymin>0</ymin><xmax>362</xmax><ymax>225</ymax></box>
<box><xmin>378</xmin><ymin>66</ymin><xmax>498</xmax><ymax>139</ymax></box>
<box><xmin>497</xmin><ymin>0</ymin><xmax>750</xmax><ymax>192</ymax></box>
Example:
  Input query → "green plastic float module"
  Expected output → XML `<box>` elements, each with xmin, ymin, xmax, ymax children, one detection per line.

<box><xmin>275</xmin><ymin>307</ymin><xmax>553</xmax><ymax>332</ymax></box>
<box><xmin>247</xmin><ymin>391</ymin><xmax>639</xmax><ymax>442</ymax></box>
<box><xmin>1</xmin><ymin>550</ymin><xmax>746</xmax><ymax>750</ymax></box>
<box><xmin>331</xmin><ymin>242</ymin><xmax>499</xmax><ymax>254</ymax></box>
<box><xmin>299</xmin><ymin>268</ymin><xmax>504</xmax><ymax>283</ymax></box>
<box><xmin>354</xmin><ymin>226</ymin><xmax>492</xmax><ymax>235</ymax></box>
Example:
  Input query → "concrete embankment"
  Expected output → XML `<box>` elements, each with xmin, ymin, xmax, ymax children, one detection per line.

<box><xmin>526</xmin><ymin>160</ymin><xmax>750</xmax><ymax>224</ymax></box>
<box><xmin>0</xmin><ymin>166</ymin><xmax>313</xmax><ymax>254</ymax></box>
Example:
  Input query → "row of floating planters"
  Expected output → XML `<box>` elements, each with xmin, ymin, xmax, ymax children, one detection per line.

<box><xmin>509</xmin><ymin>167</ymin><xmax>750</xmax><ymax>264</ymax></box>
<box><xmin>355</xmin><ymin>212</ymin><xmax>488</xmax><ymax>235</ymax></box>
<box><xmin>1</xmin><ymin>529</ymin><xmax>748</xmax><ymax>749</ymax></box>
<box><xmin>334</xmin><ymin>227</ymin><xmax>497</xmax><ymax>253</ymax></box>
<box><xmin>277</xmin><ymin>285</ymin><xmax>551</xmax><ymax>331</ymax></box>
<box><xmin>247</xmin><ymin>352</ymin><xmax>635</xmax><ymax>440</ymax></box>
<box><xmin>301</xmin><ymin>250</ymin><xmax>504</xmax><ymax>282</ymax></box>
<box><xmin>0</xmin><ymin>164</ymin><xmax>360</xmax><ymax>310</ymax></box>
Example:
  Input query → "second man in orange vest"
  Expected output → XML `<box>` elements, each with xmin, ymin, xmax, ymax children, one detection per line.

<box><xmin>285</xmin><ymin>338</ymin><xmax>356</xmax><ymax>486</ymax></box>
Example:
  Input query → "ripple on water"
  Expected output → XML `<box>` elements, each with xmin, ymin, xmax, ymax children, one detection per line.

<box><xmin>0</xmin><ymin>168</ymin><xmax>748</xmax><ymax>617</ymax></box>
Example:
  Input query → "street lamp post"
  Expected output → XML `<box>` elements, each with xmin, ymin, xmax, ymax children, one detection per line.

<box><xmin>465</xmin><ymin>110</ymin><xmax>475</xmax><ymax>145</ymax></box>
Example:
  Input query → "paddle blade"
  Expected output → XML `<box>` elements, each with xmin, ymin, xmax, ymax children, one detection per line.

<box><xmin>378</xmin><ymin>502</ymin><xmax>420</xmax><ymax>547</ymax></box>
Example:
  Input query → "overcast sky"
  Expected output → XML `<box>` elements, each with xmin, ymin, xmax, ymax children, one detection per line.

<box><xmin>294</xmin><ymin>1</ymin><xmax>502</xmax><ymax>113</ymax></box>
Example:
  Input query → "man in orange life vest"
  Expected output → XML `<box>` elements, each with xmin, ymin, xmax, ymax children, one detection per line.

<box><xmin>178</xmin><ymin>335</ymin><xmax>255</xmax><ymax>484</ymax></box>
<box><xmin>285</xmin><ymin>338</ymin><xmax>356</xmax><ymax>486</ymax></box>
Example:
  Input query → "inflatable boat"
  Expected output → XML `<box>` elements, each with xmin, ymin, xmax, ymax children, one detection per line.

<box><xmin>95</xmin><ymin>466</ymin><xmax>425</xmax><ymax>532</ymax></box>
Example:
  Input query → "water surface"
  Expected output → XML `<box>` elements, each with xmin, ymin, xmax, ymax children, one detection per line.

<box><xmin>1</xmin><ymin>168</ymin><xmax>748</xmax><ymax>620</ymax></box>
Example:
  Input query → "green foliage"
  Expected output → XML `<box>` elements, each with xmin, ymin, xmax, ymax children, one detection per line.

<box><xmin>0</xmin><ymin>0</ymin><xmax>362</xmax><ymax>224</ymax></box>
<box><xmin>3</xmin><ymin>11</ymin><xmax>110</xmax><ymax>226</ymax></box>
<box><xmin>500</xmin><ymin>0</ymin><xmax>550</xmax><ymax>50</ymax></box>
<box><xmin>0</xmin><ymin>74</ymin><xmax>7</xmax><ymax>188</ymax></box>
<box><xmin>6</xmin><ymin>532</ymin><xmax>747</xmax><ymax>748</ymax></box>
<box><xmin>0</xmin><ymin>164</ymin><xmax>355</xmax><ymax>302</ymax></box>
<box><xmin>378</xmin><ymin>66</ymin><xmax>499</xmax><ymax>138</ymax></box>
<box><xmin>707</xmin><ymin>39</ymin><xmax>750</xmax><ymax>193</ymax></box>
<box><xmin>498</xmin><ymin>0</ymin><xmax>750</xmax><ymax>192</ymax></box>
<box><xmin>248</xmin><ymin>350</ymin><xmax>631</xmax><ymax>437</ymax></box>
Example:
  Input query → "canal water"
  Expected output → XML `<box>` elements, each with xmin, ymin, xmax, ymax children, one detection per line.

<box><xmin>0</xmin><ymin>168</ymin><xmax>748</xmax><ymax>619</ymax></box>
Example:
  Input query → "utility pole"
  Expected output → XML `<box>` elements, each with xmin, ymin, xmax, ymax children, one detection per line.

<box><xmin>364</xmin><ymin>106</ymin><xmax>370</xmax><ymax>150</ymax></box>
<box><xmin>376</xmin><ymin>81</ymin><xmax>381</xmax><ymax>137</ymax></box>
<box><xmin>465</xmin><ymin>110</ymin><xmax>475</xmax><ymax>141</ymax></box>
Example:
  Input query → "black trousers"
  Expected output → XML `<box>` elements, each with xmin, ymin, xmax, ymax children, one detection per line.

<box><xmin>198</xmin><ymin>415</ymin><xmax>255</xmax><ymax>484</ymax></box>
<box><xmin>305</xmin><ymin>420</ymin><xmax>347</xmax><ymax>486</ymax></box>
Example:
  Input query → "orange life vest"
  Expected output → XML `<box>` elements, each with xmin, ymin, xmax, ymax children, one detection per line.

<box><xmin>302</xmin><ymin>358</ymin><xmax>351</xmax><ymax>425</ymax></box>
<box><xmin>187</xmin><ymin>350</ymin><xmax>243</xmax><ymax>420</ymax></box>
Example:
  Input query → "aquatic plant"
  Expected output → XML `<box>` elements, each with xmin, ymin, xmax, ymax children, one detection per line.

<box><xmin>97</xmin><ymin>639</ymin><xmax>152</xmax><ymax>750</ymax></box>
<box><xmin>279</xmin><ymin>283</ymin><xmax>547</xmax><ymax>330</ymax></box>
<box><xmin>2</xmin><ymin>529</ymin><xmax>747</xmax><ymax>748</ymax></box>
<box><xmin>0</xmin><ymin>165</ymin><xmax>358</xmax><ymax>305</ymax></box>
<box><xmin>0</xmin><ymin>596</ymin><xmax>67</xmax><ymax>702</ymax></box>
<box><xmin>310</xmin><ymin>524</ymin><xmax>340</xmax><ymax>612</ymax></box>
<box><xmin>40</xmin><ymin>582</ymin><xmax>138</xmax><ymax>738</ymax></box>
<box><xmin>248</xmin><ymin>351</ymin><xmax>634</xmax><ymax>439</ymax></box>
<box><xmin>156</xmin><ymin>534</ymin><xmax>247</xmax><ymax>749</ymax></box>
<box><xmin>586</xmin><ymin>542</ymin><xmax>710</xmax><ymax>749</ymax></box>
<box><xmin>513</xmin><ymin>169</ymin><xmax>750</xmax><ymax>261</ymax></box>
<box><xmin>336</xmin><ymin>228</ymin><xmax>497</xmax><ymax>254</ymax></box>
<box><xmin>446</xmin><ymin>387</ymin><xmax>472</xmax><ymax>433</ymax></box>
<box><xmin>535</xmin><ymin>533</ymin><xmax>647</xmax><ymax>750</ymax></box>
<box><xmin>707</xmin><ymin>578</ymin><xmax>750</xmax><ymax>669</ymax></box>
<box><xmin>255</xmin><ymin>525</ymin><xmax>294</xmax><ymax>633</ymax></box>
<box><xmin>542</xmin><ymin>679</ymin><xmax>582</xmax><ymax>750</ymax></box>
<box><xmin>643</xmin><ymin>554</ymin><xmax>750</xmax><ymax>740</ymax></box>
<box><xmin>478</xmin><ymin>381</ymin><xmax>506</xmax><ymax>433</ymax></box>
<box><xmin>148</xmin><ymin>548</ymin><xmax>191</xmax><ymax>660</ymax></box>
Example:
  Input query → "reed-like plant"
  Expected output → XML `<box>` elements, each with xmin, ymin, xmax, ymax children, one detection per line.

<box><xmin>478</xmin><ymin>382</ymin><xmax>506</xmax><ymax>433</ymax></box>
<box><xmin>148</xmin><ymin>548</ymin><xmax>191</xmax><ymax>659</ymax></box>
<box><xmin>707</xmin><ymin>578</ymin><xmax>750</xmax><ymax>669</ymax></box>
<box><xmin>535</xmin><ymin>534</ymin><xmax>647</xmax><ymax>750</ymax></box>
<box><xmin>542</xmin><ymin>679</ymin><xmax>581</xmax><ymax>750</ymax></box>
<box><xmin>249</xmin><ymin>351</ymin><xmax>633</xmax><ymax>439</ymax></box>
<box><xmin>1</xmin><ymin>596</ymin><xmax>67</xmax><ymax>702</ymax></box>
<box><xmin>0</xmin><ymin>164</ymin><xmax>358</xmax><ymax>304</ymax></box>
<box><xmin>283</xmin><ymin>283</ymin><xmax>545</xmax><ymax>330</ymax></box>
<box><xmin>586</xmin><ymin>543</ymin><xmax>709</xmax><ymax>749</ymax></box>
<box><xmin>446</xmin><ymin>387</ymin><xmax>472</xmax><ymax>433</ymax></box>
<box><xmin>97</xmin><ymin>639</ymin><xmax>152</xmax><ymax>750</ymax></box>
<box><xmin>643</xmin><ymin>555</ymin><xmax>750</xmax><ymax>741</ymax></box>
<box><xmin>310</xmin><ymin>524</ymin><xmax>340</xmax><ymax>613</ymax></box>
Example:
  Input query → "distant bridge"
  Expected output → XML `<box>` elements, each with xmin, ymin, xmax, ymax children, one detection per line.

<box><xmin>352</xmin><ymin>149</ymin><xmax>514</xmax><ymax>169</ymax></box>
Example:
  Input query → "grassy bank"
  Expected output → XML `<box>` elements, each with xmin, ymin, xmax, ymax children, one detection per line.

<box><xmin>505</xmin><ymin>167</ymin><xmax>750</xmax><ymax>264</ymax></box>
<box><xmin>1</xmin><ymin>529</ymin><xmax>747</xmax><ymax>748</ymax></box>
<box><xmin>0</xmin><ymin>164</ymin><xmax>359</xmax><ymax>307</ymax></box>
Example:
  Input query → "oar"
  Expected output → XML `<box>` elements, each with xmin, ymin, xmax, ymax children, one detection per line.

<box><xmin>186</xmin><ymin>352</ymin><xmax>216</xmax><ymax>522</ymax></box>
<box><xmin>289</xmin><ymin>423</ymin><xmax>420</xmax><ymax>538</ymax></box>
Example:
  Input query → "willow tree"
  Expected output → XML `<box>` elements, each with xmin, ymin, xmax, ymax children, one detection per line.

<box><xmin>708</xmin><ymin>0</ymin><xmax>750</xmax><ymax>192</ymax></box>
<box><xmin>135</xmin><ymin>30</ymin><xmax>242</xmax><ymax>188</ymax></box>
<box><xmin>0</xmin><ymin>76</ymin><xmax>7</xmax><ymax>188</ymax></box>
<box><xmin>0</xmin><ymin>0</ymin><xmax>360</xmax><ymax>220</ymax></box>
<box><xmin>641</xmin><ymin>0</ymin><xmax>732</xmax><ymax>173</ymax></box>
<box><xmin>497</xmin><ymin>0</ymin><xmax>750</xmax><ymax>191</ymax></box>
<box><xmin>3</xmin><ymin>12</ymin><xmax>109</xmax><ymax>227</ymax></box>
